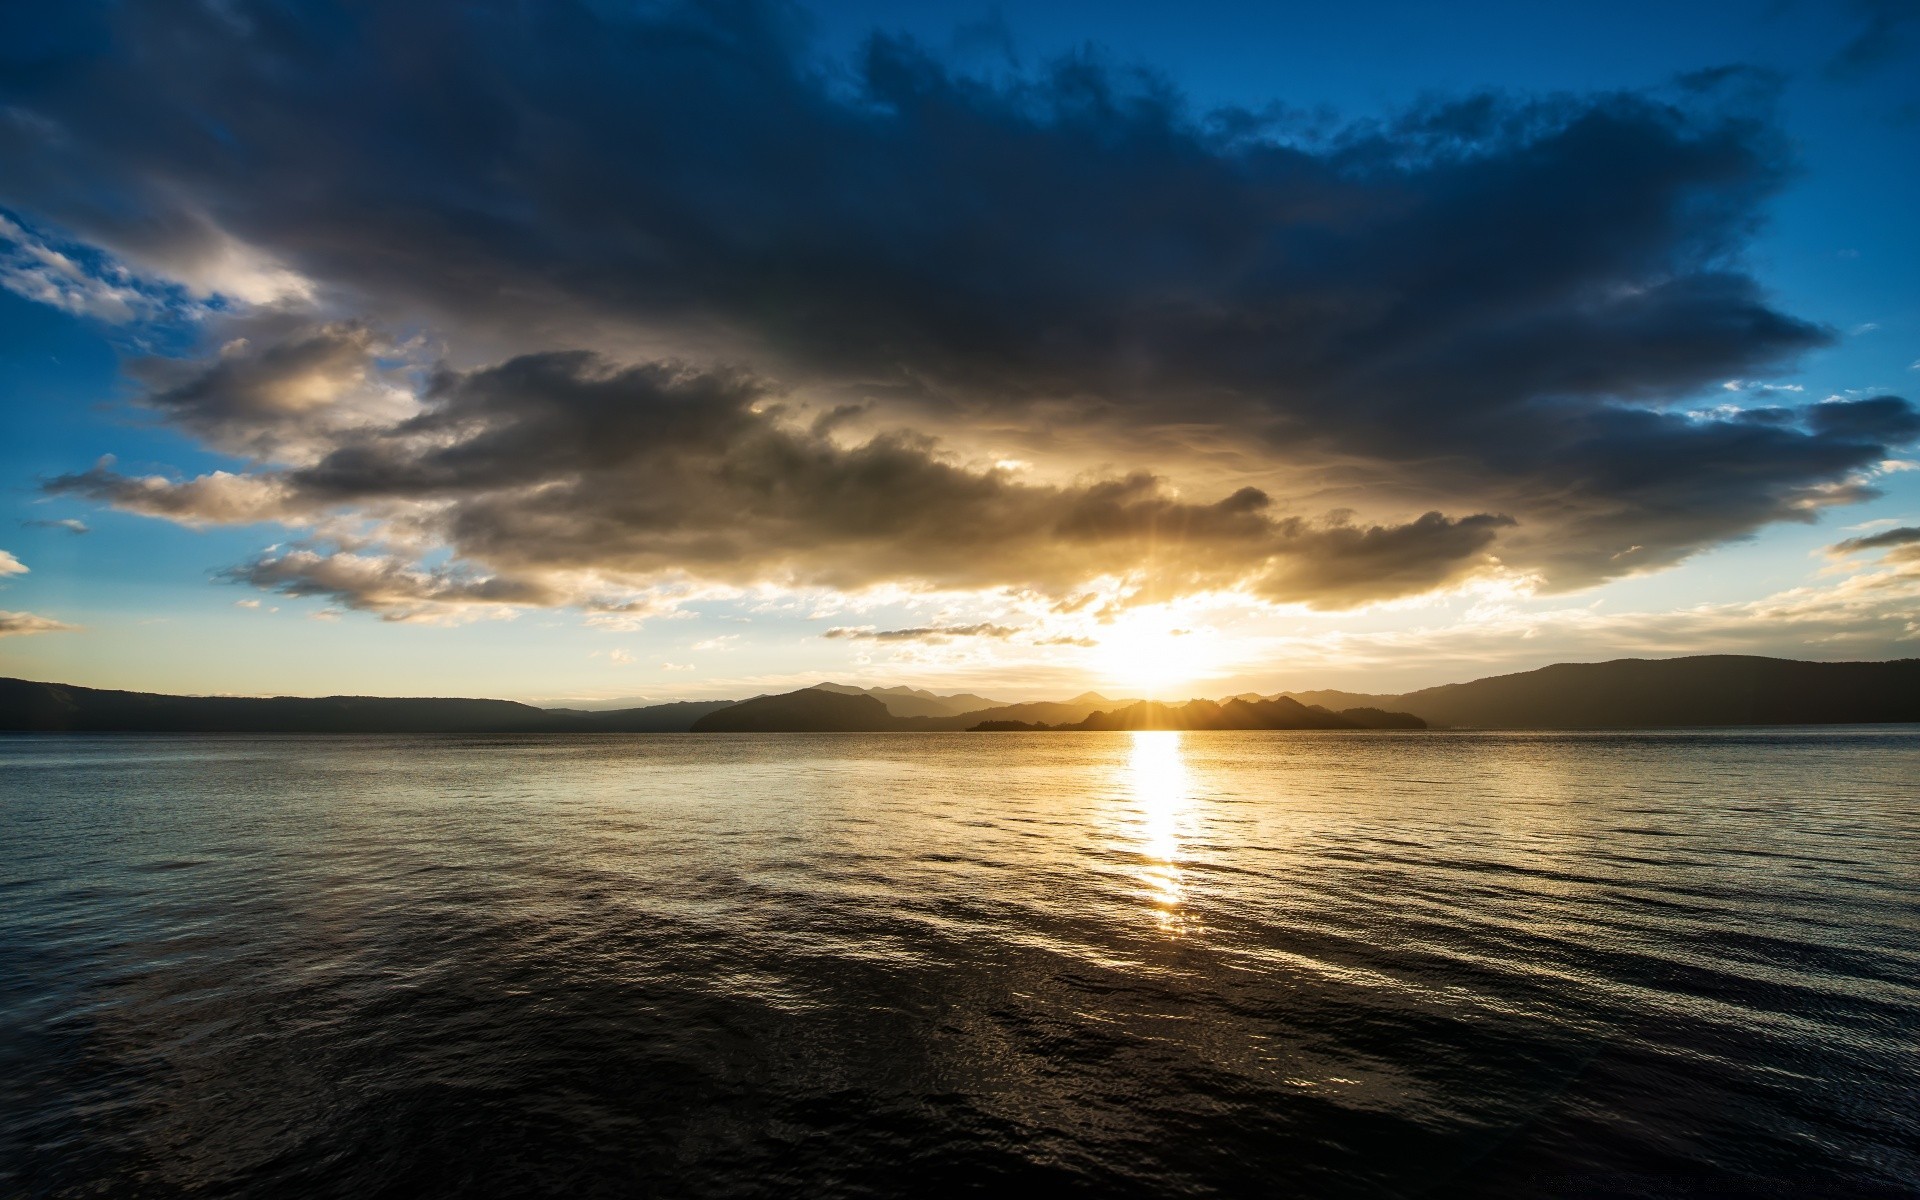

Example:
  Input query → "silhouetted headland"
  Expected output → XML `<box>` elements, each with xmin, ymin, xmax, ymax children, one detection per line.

<box><xmin>4</xmin><ymin>655</ymin><xmax>1918</xmax><ymax>733</ymax></box>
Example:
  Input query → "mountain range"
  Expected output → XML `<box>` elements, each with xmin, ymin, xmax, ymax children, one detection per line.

<box><xmin>2</xmin><ymin>655</ymin><xmax>1917</xmax><ymax>733</ymax></box>
<box><xmin>1280</xmin><ymin>655</ymin><xmax>1920</xmax><ymax>729</ymax></box>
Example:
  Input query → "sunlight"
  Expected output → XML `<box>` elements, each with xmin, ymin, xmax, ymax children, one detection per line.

<box><xmin>1091</xmin><ymin>611</ymin><xmax>1220</xmax><ymax>698</ymax></box>
<box><xmin>1125</xmin><ymin>730</ymin><xmax>1192</xmax><ymax>931</ymax></box>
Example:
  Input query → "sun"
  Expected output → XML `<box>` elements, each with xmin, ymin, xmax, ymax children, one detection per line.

<box><xmin>1089</xmin><ymin>611</ymin><xmax>1220</xmax><ymax>698</ymax></box>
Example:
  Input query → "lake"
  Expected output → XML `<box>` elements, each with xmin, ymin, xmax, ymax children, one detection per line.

<box><xmin>2</xmin><ymin>730</ymin><xmax>1916</xmax><ymax>1197</ymax></box>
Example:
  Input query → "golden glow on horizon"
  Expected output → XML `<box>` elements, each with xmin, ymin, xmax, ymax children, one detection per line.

<box><xmin>1090</xmin><ymin>610</ymin><xmax>1222</xmax><ymax>698</ymax></box>
<box><xmin>1126</xmin><ymin>730</ymin><xmax>1191</xmax><ymax>931</ymax></box>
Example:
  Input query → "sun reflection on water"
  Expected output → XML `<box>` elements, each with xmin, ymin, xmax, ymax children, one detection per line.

<box><xmin>1125</xmin><ymin>730</ymin><xmax>1193</xmax><ymax>932</ymax></box>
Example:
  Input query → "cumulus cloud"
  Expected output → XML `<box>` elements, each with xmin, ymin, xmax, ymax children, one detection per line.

<box><xmin>7</xmin><ymin>0</ymin><xmax>1918</xmax><ymax>618</ymax></box>
<box><xmin>60</xmin><ymin>350</ymin><xmax>1517</xmax><ymax>613</ymax></box>
<box><xmin>0</xmin><ymin>550</ymin><xmax>26</xmax><ymax>576</ymax></box>
<box><xmin>221</xmin><ymin>549</ymin><xmax>564</xmax><ymax>623</ymax></box>
<box><xmin>0</xmin><ymin>610</ymin><xmax>78</xmax><ymax>636</ymax></box>
<box><xmin>126</xmin><ymin>321</ymin><xmax>420</xmax><ymax>462</ymax></box>
<box><xmin>46</xmin><ymin>461</ymin><xmax>302</xmax><ymax>526</ymax></box>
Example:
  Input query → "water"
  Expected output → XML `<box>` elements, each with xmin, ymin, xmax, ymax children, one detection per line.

<box><xmin>2</xmin><ymin>729</ymin><xmax>1916</xmax><ymax>1199</ymax></box>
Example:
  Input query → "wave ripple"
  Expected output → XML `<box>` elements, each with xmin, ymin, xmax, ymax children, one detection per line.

<box><xmin>2</xmin><ymin>729</ymin><xmax>1916</xmax><ymax>1198</ymax></box>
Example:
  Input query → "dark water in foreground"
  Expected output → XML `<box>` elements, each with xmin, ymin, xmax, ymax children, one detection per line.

<box><xmin>2</xmin><ymin>730</ymin><xmax>1916</xmax><ymax>1199</ymax></box>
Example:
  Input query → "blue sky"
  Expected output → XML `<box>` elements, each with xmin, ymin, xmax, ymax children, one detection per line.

<box><xmin>1</xmin><ymin>0</ymin><xmax>1916</xmax><ymax>703</ymax></box>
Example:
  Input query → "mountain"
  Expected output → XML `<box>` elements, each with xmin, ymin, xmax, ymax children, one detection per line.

<box><xmin>8</xmin><ymin>655</ymin><xmax>1919</xmax><ymax>735</ymax></box>
<box><xmin>577</xmin><ymin>700</ymin><xmax>740</xmax><ymax>732</ymax></box>
<box><xmin>812</xmin><ymin>683</ymin><xmax>1007</xmax><ymax>718</ymax></box>
<box><xmin>0</xmin><ymin>677</ymin><xmax>566</xmax><ymax>733</ymax></box>
<box><xmin>977</xmin><ymin>696</ymin><xmax>1425</xmax><ymax>731</ymax></box>
<box><xmin>950</xmin><ymin>695</ymin><xmax>1136</xmax><ymax>727</ymax></box>
<box><xmin>1281</xmin><ymin>689</ymin><xmax>1394</xmax><ymax>711</ymax></box>
<box><xmin>689</xmin><ymin>688</ymin><xmax>1139</xmax><ymax>731</ymax></box>
<box><xmin>0</xmin><ymin>678</ymin><xmax>741</xmax><ymax>734</ymax></box>
<box><xmin>689</xmin><ymin>688</ymin><xmax>902</xmax><ymax>732</ymax></box>
<box><xmin>1284</xmin><ymin>656</ymin><xmax>1920</xmax><ymax>729</ymax></box>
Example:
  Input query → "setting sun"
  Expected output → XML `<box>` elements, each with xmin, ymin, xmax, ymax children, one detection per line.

<box><xmin>1090</xmin><ymin>611</ymin><xmax>1222</xmax><ymax>697</ymax></box>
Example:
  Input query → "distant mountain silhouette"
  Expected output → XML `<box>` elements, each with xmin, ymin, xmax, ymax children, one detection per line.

<box><xmin>1275</xmin><ymin>689</ymin><xmax>1384</xmax><ymax>710</ymax></box>
<box><xmin>0</xmin><ymin>677</ymin><xmax>564</xmax><ymax>733</ymax></box>
<box><xmin>1282</xmin><ymin>655</ymin><xmax>1920</xmax><ymax>729</ymax></box>
<box><xmin>976</xmin><ymin>696</ymin><xmax>1424</xmax><ymax>731</ymax></box>
<box><xmin>691</xmin><ymin>688</ymin><xmax>1143</xmax><ymax>732</ymax></box>
<box><xmin>811</xmin><ymin>683</ymin><xmax>1007</xmax><ymax>718</ymax></box>
<box><xmin>690</xmin><ymin>687</ymin><xmax>900</xmax><ymax>732</ymax></box>
<box><xmin>574</xmin><ymin>700</ymin><xmax>739</xmax><ymax>732</ymax></box>
<box><xmin>0</xmin><ymin>678</ymin><xmax>736</xmax><ymax>733</ymax></box>
<box><xmin>7</xmin><ymin>655</ymin><xmax>1919</xmax><ymax>734</ymax></box>
<box><xmin>949</xmin><ymin>695</ymin><xmax>1135</xmax><ymax>727</ymax></box>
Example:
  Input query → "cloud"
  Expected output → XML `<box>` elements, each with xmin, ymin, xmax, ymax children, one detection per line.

<box><xmin>7</xmin><ymin>1</ymin><xmax>1915</xmax><ymax>617</ymax></box>
<box><xmin>68</xmin><ymin>350</ymin><xmax>1518</xmax><ymax>613</ymax></box>
<box><xmin>45</xmin><ymin>460</ymin><xmax>302</xmax><ymax>525</ymax></box>
<box><xmin>1830</xmin><ymin>524</ymin><xmax>1920</xmax><ymax>567</ymax></box>
<box><xmin>126</xmin><ymin>321</ymin><xmax>420</xmax><ymax>463</ymax></box>
<box><xmin>22</xmin><ymin>518</ymin><xmax>89</xmax><ymax>534</ymax></box>
<box><xmin>221</xmin><ymin>549</ymin><xmax>562</xmax><ymax>623</ymax></box>
<box><xmin>44</xmin><ymin>329</ymin><xmax>1919</xmax><ymax>620</ymax></box>
<box><xmin>0</xmin><ymin>550</ymin><xmax>26</xmax><ymax>576</ymax></box>
<box><xmin>825</xmin><ymin>623</ymin><xmax>1021</xmax><ymax>643</ymax></box>
<box><xmin>0</xmin><ymin>214</ymin><xmax>149</xmax><ymax>322</ymax></box>
<box><xmin>1261</xmin><ymin>560</ymin><xmax>1920</xmax><ymax>692</ymax></box>
<box><xmin>0</xmin><ymin>610</ymin><xmax>78</xmax><ymax>636</ymax></box>
<box><xmin>1826</xmin><ymin>0</ymin><xmax>1920</xmax><ymax>78</ymax></box>
<box><xmin>1808</xmin><ymin>395</ymin><xmax>1920</xmax><ymax>441</ymax></box>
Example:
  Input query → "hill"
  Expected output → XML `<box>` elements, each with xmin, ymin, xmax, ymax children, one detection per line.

<box><xmin>946</xmin><ymin>694</ymin><xmax>1135</xmax><ymax>728</ymax></box>
<box><xmin>1284</xmin><ymin>656</ymin><xmax>1920</xmax><ymax>729</ymax></box>
<box><xmin>978</xmin><ymin>696</ymin><xmax>1425</xmax><ymax>731</ymax></box>
<box><xmin>0</xmin><ymin>678</ymin><xmax>742</xmax><ymax>734</ymax></box>
<box><xmin>8</xmin><ymin>655</ymin><xmax>1918</xmax><ymax>735</ymax></box>
<box><xmin>578</xmin><ymin>700</ymin><xmax>740</xmax><ymax>732</ymax></box>
<box><xmin>812</xmin><ymin>683</ymin><xmax>1007</xmax><ymax>718</ymax></box>
<box><xmin>689</xmin><ymin>688</ymin><xmax>902</xmax><ymax>732</ymax></box>
<box><xmin>0</xmin><ymin>677</ymin><xmax>565</xmax><ymax>733</ymax></box>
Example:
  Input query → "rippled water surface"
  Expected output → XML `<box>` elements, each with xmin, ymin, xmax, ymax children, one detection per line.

<box><xmin>3</xmin><ymin>730</ymin><xmax>1917</xmax><ymax>1198</ymax></box>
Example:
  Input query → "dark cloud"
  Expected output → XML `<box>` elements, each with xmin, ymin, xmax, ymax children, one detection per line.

<box><xmin>0</xmin><ymin>3</ymin><xmax>1827</xmax><ymax>424</ymax></box>
<box><xmin>129</xmin><ymin>321</ymin><xmax>412</xmax><ymax>461</ymax></box>
<box><xmin>1805</xmin><ymin>396</ymin><xmax>1920</xmax><ymax>442</ymax></box>
<box><xmin>7</xmin><ymin>0</ymin><xmax>1916</xmax><ymax>609</ymax></box>
<box><xmin>221</xmin><ymin>549</ymin><xmax>569</xmax><ymax>622</ymax></box>
<box><xmin>1830</xmin><ymin>525</ymin><xmax>1920</xmax><ymax>554</ymax></box>
<box><xmin>48</xmin><ymin>348</ymin><xmax>1515</xmax><ymax>612</ymax></box>
<box><xmin>1825</xmin><ymin>0</ymin><xmax>1920</xmax><ymax>78</ymax></box>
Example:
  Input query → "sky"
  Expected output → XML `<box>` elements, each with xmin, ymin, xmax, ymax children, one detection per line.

<box><xmin>0</xmin><ymin>0</ymin><xmax>1917</xmax><ymax>705</ymax></box>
